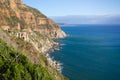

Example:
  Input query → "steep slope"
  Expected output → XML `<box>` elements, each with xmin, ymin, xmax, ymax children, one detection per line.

<box><xmin>0</xmin><ymin>38</ymin><xmax>56</xmax><ymax>80</ymax></box>
<box><xmin>0</xmin><ymin>0</ymin><xmax>67</xmax><ymax>80</ymax></box>
<box><xmin>0</xmin><ymin>0</ymin><xmax>66</xmax><ymax>38</ymax></box>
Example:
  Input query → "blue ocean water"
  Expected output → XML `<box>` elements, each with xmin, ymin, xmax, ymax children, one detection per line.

<box><xmin>50</xmin><ymin>24</ymin><xmax>120</xmax><ymax>80</ymax></box>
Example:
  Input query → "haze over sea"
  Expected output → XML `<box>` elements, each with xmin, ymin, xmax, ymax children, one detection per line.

<box><xmin>50</xmin><ymin>24</ymin><xmax>120</xmax><ymax>80</ymax></box>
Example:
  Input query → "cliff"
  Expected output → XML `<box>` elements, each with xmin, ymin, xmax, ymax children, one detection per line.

<box><xmin>0</xmin><ymin>0</ymin><xmax>67</xmax><ymax>80</ymax></box>
<box><xmin>0</xmin><ymin>0</ymin><xmax>66</xmax><ymax>38</ymax></box>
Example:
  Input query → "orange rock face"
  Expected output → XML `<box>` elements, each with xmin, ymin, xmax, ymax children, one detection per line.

<box><xmin>37</xmin><ymin>18</ymin><xmax>48</xmax><ymax>25</ymax></box>
<box><xmin>0</xmin><ymin>0</ymin><xmax>66</xmax><ymax>38</ymax></box>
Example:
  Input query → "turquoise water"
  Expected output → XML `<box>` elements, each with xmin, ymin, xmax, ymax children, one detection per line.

<box><xmin>50</xmin><ymin>24</ymin><xmax>120</xmax><ymax>80</ymax></box>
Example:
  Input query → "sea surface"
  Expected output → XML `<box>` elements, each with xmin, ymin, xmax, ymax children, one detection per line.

<box><xmin>50</xmin><ymin>24</ymin><xmax>120</xmax><ymax>80</ymax></box>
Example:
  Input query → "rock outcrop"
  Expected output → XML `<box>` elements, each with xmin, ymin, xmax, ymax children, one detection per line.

<box><xmin>0</xmin><ymin>0</ymin><xmax>66</xmax><ymax>38</ymax></box>
<box><xmin>0</xmin><ymin>0</ymin><xmax>67</xmax><ymax>80</ymax></box>
<box><xmin>0</xmin><ymin>0</ymin><xmax>67</xmax><ymax>63</ymax></box>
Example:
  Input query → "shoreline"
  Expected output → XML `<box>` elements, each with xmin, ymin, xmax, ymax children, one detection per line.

<box><xmin>44</xmin><ymin>41</ymin><xmax>63</xmax><ymax>73</ymax></box>
<box><xmin>8</xmin><ymin>30</ymin><xmax>64</xmax><ymax>73</ymax></box>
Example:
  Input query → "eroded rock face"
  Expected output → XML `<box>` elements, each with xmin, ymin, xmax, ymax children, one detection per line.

<box><xmin>0</xmin><ymin>0</ymin><xmax>67</xmax><ymax>63</ymax></box>
<box><xmin>0</xmin><ymin>0</ymin><xmax>66</xmax><ymax>38</ymax></box>
<box><xmin>0</xmin><ymin>0</ymin><xmax>67</xmax><ymax>69</ymax></box>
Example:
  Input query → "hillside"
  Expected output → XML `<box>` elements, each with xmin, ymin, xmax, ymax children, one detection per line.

<box><xmin>0</xmin><ymin>38</ymin><xmax>57</xmax><ymax>80</ymax></box>
<box><xmin>0</xmin><ymin>0</ymin><xmax>67</xmax><ymax>80</ymax></box>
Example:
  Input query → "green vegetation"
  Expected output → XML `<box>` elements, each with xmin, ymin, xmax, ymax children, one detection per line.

<box><xmin>0</xmin><ymin>38</ymin><xmax>55</xmax><ymax>80</ymax></box>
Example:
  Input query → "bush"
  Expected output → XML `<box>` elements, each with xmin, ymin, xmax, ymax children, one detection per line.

<box><xmin>0</xmin><ymin>38</ymin><xmax>55</xmax><ymax>80</ymax></box>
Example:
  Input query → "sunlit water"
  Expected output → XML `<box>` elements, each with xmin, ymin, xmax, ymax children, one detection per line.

<box><xmin>50</xmin><ymin>24</ymin><xmax>120</xmax><ymax>80</ymax></box>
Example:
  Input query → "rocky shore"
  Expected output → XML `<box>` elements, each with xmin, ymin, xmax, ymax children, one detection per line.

<box><xmin>8</xmin><ymin>30</ymin><xmax>65</xmax><ymax>72</ymax></box>
<box><xmin>45</xmin><ymin>52</ymin><xmax>63</xmax><ymax>73</ymax></box>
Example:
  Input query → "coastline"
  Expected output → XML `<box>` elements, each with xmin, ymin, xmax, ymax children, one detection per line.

<box><xmin>41</xmin><ymin>32</ymin><xmax>67</xmax><ymax>73</ymax></box>
<box><xmin>44</xmin><ymin>41</ymin><xmax>63</xmax><ymax>73</ymax></box>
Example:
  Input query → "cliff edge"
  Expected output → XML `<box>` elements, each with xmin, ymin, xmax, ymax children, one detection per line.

<box><xmin>0</xmin><ymin>0</ymin><xmax>67</xmax><ymax>80</ymax></box>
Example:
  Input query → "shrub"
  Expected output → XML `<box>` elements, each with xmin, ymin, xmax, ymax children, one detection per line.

<box><xmin>0</xmin><ymin>38</ymin><xmax>55</xmax><ymax>80</ymax></box>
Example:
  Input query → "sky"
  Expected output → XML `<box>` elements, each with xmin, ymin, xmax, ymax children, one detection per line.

<box><xmin>23</xmin><ymin>0</ymin><xmax>120</xmax><ymax>17</ymax></box>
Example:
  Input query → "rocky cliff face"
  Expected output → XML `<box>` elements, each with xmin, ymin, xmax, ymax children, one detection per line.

<box><xmin>0</xmin><ymin>0</ymin><xmax>67</xmax><ymax>60</ymax></box>
<box><xmin>0</xmin><ymin>0</ymin><xmax>66</xmax><ymax>38</ymax></box>
<box><xmin>0</xmin><ymin>0</ymin><xmax>67</xmax><ymax>80</ymax></box>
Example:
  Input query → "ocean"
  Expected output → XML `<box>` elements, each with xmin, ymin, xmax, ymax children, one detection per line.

<box><xmin>50</xmin><ymin>24</ymin><xmax>120</xmax><ymax>80</ymax></box>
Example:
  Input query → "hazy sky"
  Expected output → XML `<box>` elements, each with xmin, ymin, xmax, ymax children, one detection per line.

<box><xmin>23</xmin><ymin>0</ymin><xmax>120</xmax><ymax>17</ymax></box>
